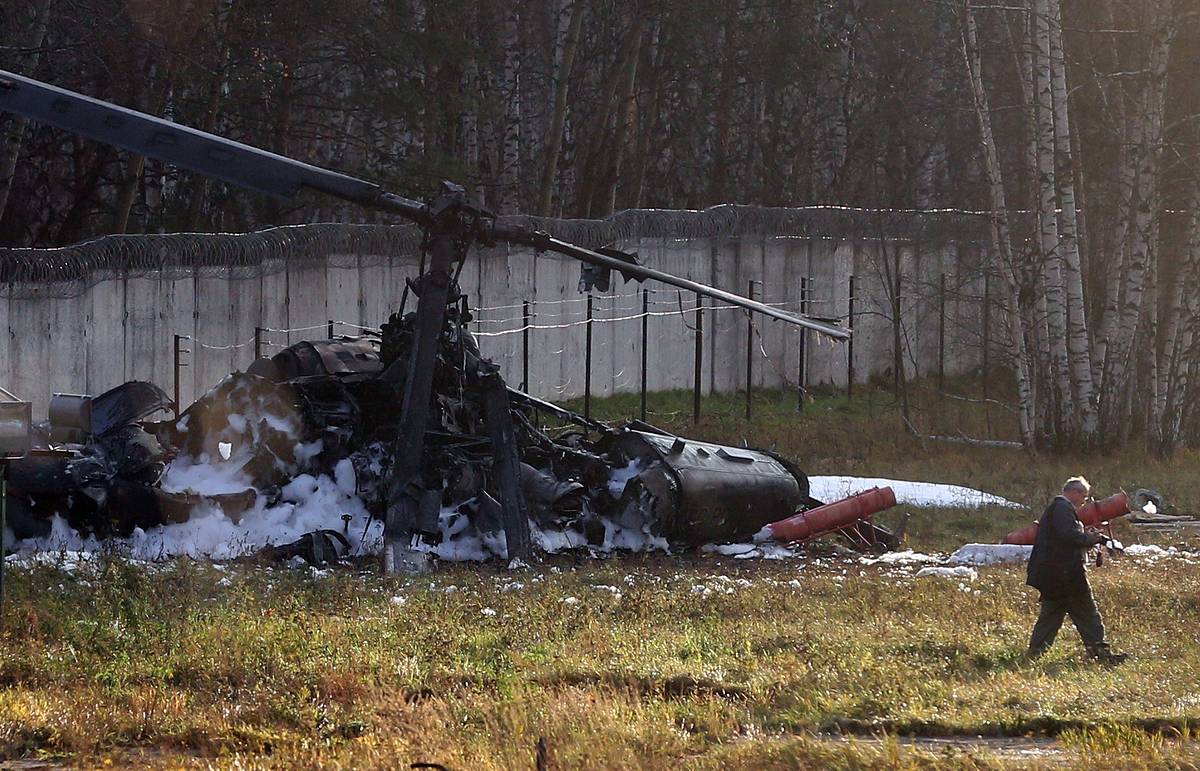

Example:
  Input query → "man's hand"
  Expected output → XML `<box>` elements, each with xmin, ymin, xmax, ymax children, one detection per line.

<box><xmin>1085</xmin><ymin>531</ymin><xmax>1106</xmax><ymax>547</ymax></box>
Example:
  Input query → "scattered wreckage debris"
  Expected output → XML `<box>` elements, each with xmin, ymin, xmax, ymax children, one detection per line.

<box><xmin>2</xmin><ymin>319</ymin><xmax>900</xmax><ymax>568</ymax></box>
<box><xmin>258</xmin><ymin>529</ymin><xmax>353</xmax><ymax>567</ymax></box>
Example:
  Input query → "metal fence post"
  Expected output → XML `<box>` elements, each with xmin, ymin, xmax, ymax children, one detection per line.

<box><xmin>327</xmin><ymin>319</ymin><xmax>335</xmax><ymax>339</ymax></box>
<box><xmin>640</xmin><ymin>289</ymin><xmax>649</xmax><ymax>421</ymax></box>
<box><xmin>746</xmin><ymin>280</ymin><xmax>755</xmax><ymax>421</ymax></box>
<box><xmin>693</xmin><ymin>292</ymin><xmax>704</xmax><ymax>423</ymax></box>
<box><xmin>522</xmin><ymin>300</ymin><xmax>531</xmax><ymax>392</ymax></box>
<box><xmin>797</xmin><ymin>277</ymin><xmax>808</xmax><ymax>412</ymax></box>
<box><xmin>847</xmin><ymin>275</ymin><xmax>856</xmax><ymax>399</ymax></box>
<box><xmin>1</xmin><ymin>463</ymin><xmax>7</xmax><ymax>624</ymax></box>
<box><xmin>173</xmin><ymin>334</ymin><xmax>189</xmax><ymax>418</ymax></box>
<box><xmin>254</xmin><ymin>326</ymin><xmax>264</xmax><ymax>360</ymax></box>
<box><xmin>584</xmin><ymin>294</ymin><xmax>593</xmax><ymax>420</ymax></box>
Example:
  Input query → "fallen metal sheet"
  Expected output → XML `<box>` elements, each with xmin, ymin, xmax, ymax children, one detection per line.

<box><xmin>90</xmin><ymin>381</ymin><xmax>174</xmax><ymax>436</ymax></box>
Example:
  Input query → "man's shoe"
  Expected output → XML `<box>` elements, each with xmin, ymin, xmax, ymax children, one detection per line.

<box><xmin>1087</xmin><ymin>647</ymin><xmax>1129</xmax><ymax>666</ymax></box>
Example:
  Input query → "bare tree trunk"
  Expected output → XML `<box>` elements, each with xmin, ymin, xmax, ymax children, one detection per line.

<box><xmin>537</xmin><ymin>0</ymin><xmax>585</xmax><ymax>217</ymax></box>
<box><xmin>1047</xmin><ymin>0</ymin><xmax>1097</xmax><ymax>441</ymax></box>
<box><xmin>600</xmin><ymin>13</ymin><xmax>643</xmax><ymax>215</ymax></box>
<box><xmin>960</xmin><ymin>2</ymin><xmax>1036</xmax><ymax>447</ymax></box>
<box><xmin>498</xmin><ymin>7</ymin><xmax>522</xmax><ymax>214</ymax></box>
<box><xmin>1005</xmin><ymin>8</ymin><xmax>1050</xmax><ymax>426</ymax></box>
<box><xmin>1092</xmin><ymin>119</ymin><xmax>1134</xmax><ymax>392</ymax></box>
<box><xmin>630</xmin><ymin>20</ymin><xmax>664</xmax><ymax>208</ymax></box>
<box><xmin>1098</xmin><ymin>0</ymin><xmax>1175</xmax><ymax>435</ymax></box>
<box><xmin>185</xmin><ymin>0</ymin><xmax>237</xmax><ymax>231</ymax></box>
<box><xmin>1031</xmin><ymin>0</ymin><xmax>1073</xmax><ymax>441</ymax></box>
<box><xmin>576</xmin><ymin>17</ymin><xmax>640</xmax><ymax>217</ymax></box>
<box><xmin>1163</xmin><ymin>188</ymin><xmax>1200</xmax><ymax>452</ymax></box>
<box><xmin>708</xmin><ymin>1</ymin><xmax>740</xmax><ymax>204</ymax></box>
<box><xmin>111</xmin><ymin>153</ymin><xmax>147</xmax><ymax>234</ymax></box>
<box><xmin>0</xmin><ymin>0</ymin><xmax>54</xmax><ymax>223</ymax></box>
<box><xmin>811</xmin><ymin>0</ymin><xmax>863</xmax><ymax>197</ymax></box>
<box><xmin>463</xmin><ymin>56</ymin><xmax>483</xmax><ymax>204</ymax></box>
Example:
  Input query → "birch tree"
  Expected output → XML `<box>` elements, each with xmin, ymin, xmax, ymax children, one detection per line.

<box><xmin>1097</xmin><ymin>0</ymin><xmax>1176</xmax><ymax>435</ymax></box>
<box><xmin>1031</xmin><ymin>0</ymin><xmax>1073</xmax><ymax>440</ymax></box>
<box><xmin>1047</xmin><ymin>0</ymin><xmax>1097</xmax><ymax>442</ymax></box>
<box><xmin>1155</xmin><ymin>179</ymin><xmax>1200</xmax><ymax>454</ymax></box>
<box><xmin>959</xmin><ymin>2</ymin><xmax>1036</xmax><ymax>447</ymax></box>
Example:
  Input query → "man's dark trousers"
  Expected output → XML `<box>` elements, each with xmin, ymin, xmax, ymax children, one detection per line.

<box><xmin>1026</xmin><ymin>495</ymin><xmax>1112</xmax><ymax>657</ymax></box>
<box><xmin>1029</xmin><ymin>587</ymin><xmax>1107</xmax><ymax>656</ymax></box>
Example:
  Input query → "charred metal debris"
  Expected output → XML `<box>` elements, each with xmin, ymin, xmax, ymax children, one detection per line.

<box><xmin>2</xmin><ymin>288</ymin><xmax>897</xmax><ymax>568</ymax></box>
<box><xmin>0</xmin><ymin>69</ymin><xmax>883</xmax><ymax>570</ymax></box>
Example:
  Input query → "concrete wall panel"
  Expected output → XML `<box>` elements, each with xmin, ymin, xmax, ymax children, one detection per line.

<box><xmin>3</xmin><ymin>230</ymin><xmax>996</xmax><ymax>416</ymax></box>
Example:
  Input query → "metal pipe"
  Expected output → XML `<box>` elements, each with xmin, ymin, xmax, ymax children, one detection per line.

<box><xmin>584</xmin><ymin>294</ymin><xmax>593</xmax><ymax>420</ymax></box>
<box><xmin>768</xmin><ymin>487</ymin><xmax>898</xmax><ymax>543</ymax></box>
<box><xmin>1002</xmin><ymin>492</ymin><xmax>1132</xmax><ymax>545</ymax></box>
<box><xmin>640</xmin><ymin>289</ymin><xmax>648</xmax><ymax>422</ymax></box>
<box><xmin>1</xmin><ymin>463</ymin><xmax>6</xmax><ymax>624</ymax></box>
<box><xmin>173</xmin><ymin>334</ymin><xmax>184</xmax><ymax>418</ymax></box>
<box><xmin>522</xmin><ymin>300</ymin><xmax>531</xmax><ymax>393</ymax></box>
<box><xmin>746</xmin><ymin>280</ymin><xmax>755</xmax><ymax>421</ymax></box>
<box><xmin>797</xmin><ymin>278</ymin><xmax>807</xmax><ymax>412</ymax></box>
<box><xmin>693</xmin><ymin>293</ymin><xmax>703</xmax><ymax>423</ymax></box>
<box><xmin>847</xmin><ymin>275</ymin><xmax>856</xmax><ymax>399</ymax></box>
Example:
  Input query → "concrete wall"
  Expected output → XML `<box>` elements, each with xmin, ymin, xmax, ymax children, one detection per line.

<box><xmin>0</xmin><ymin>229</ymin><xmax>995</xmax><ymax>419</ymax></box>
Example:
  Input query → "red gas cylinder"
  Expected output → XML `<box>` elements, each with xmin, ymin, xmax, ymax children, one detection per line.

<box><xmin>769</xmin><ymin>486</ymin><xmax>897</xmax><ymax>543</ymax></box>
<box><xmin>1001</xmin><ymin>492</ymin><xmax>1131</xmax><ymax>545</ymax></box>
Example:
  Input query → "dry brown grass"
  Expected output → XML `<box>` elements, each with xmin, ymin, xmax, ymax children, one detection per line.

<box><xmin>0</xmin><ymin>385</ymin><xmax>1197</xmax><ymax>769</ymax></box>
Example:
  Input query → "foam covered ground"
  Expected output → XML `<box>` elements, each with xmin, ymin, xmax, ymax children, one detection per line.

<box><xmin>8</xmin><ymin>469</ymin><xmax>1027</xmax><ymax>562</ymax></box>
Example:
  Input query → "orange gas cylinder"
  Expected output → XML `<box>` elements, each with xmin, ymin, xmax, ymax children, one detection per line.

<box><xmin>1001</xmin><ymin>492</ymin><xmax>1131</xmax><ymax>545</ymax></box>
<box><xmin>769</xmin><ymin>486</ymin><xmax>897</xmax><ymax>543</ymax></box>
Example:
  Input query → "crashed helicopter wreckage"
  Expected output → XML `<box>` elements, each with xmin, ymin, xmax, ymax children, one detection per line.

<box><xmin>2</xmin><ymin>309</ymin><xmax>902</xmax><ymax>567</ymax></box>
<box><xmin>0</xmin><ymin>69</ymin><xmax>887</xmax><ymax>571</ymax></box>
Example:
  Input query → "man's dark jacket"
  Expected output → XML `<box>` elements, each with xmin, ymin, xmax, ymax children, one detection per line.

<box><xmin>1026</xmin><ymin>496</ymin><xmax>1092</xmax><ymax>596</ymax></box>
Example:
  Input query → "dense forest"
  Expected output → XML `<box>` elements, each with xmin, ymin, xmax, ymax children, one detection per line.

<box><xmin>1</xmin><ymin>0</ymin><xmax>1199</xmax><ymax>451</ymax></box>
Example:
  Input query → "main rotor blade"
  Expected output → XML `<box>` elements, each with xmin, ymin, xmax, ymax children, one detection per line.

<box><xmin>0</xmin><ymin>69</ymin><xmax>848</xmax><ymax>340</ymax></box>
<box><xmin>0</xmin><ymin>69</ymin><xmax>426</xmax><ymax>219</ymax></box>
<box><xmin>495</xmin><ymin>226</ymin><xmax>849</xmax><ymax>339</ymax></box>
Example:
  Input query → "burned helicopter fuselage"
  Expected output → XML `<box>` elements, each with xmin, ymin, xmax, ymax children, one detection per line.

<box><xmin>3</xmin><ymin>303</ymin><xmax>818</xmax><ymax>555</ymax></box>
<box><xmin>0</xmin><ymin>69</ymin><xmax>856</xmax><ymax>565</ymax></box>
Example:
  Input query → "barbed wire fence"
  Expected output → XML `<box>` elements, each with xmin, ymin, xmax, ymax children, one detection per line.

<box><xmin>169</xmin><ymin>273</ymin><xmax>1011</xmax><ymax>439</ymax></box>
<box><xmin>0</xmin><ymin>208</ymin><xmax>1031</xmax><ymax>435</ymax></box>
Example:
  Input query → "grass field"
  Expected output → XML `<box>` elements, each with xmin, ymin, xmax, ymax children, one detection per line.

<box><xmin>2</xmin><ymin>384</ymin><xmax>1199</xmax><ymax>769</ymax></box>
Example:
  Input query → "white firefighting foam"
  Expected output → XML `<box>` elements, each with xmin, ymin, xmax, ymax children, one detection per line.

<box><xmin>5</xmin><ymin>464</ymin><xmax>1031</xmax><ymax>563</ymax></box>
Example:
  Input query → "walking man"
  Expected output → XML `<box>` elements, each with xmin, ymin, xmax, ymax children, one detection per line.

<box><xmin>1025</xmin><ymin>476</ymin><xmax>1128</xmax><ymax>665</ymax></box>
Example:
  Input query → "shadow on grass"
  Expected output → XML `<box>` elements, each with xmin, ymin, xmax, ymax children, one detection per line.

<box><xmin>532</xmin><ymin>670</ymin><xmax>751</xmax><ymax>701</ymax></box>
